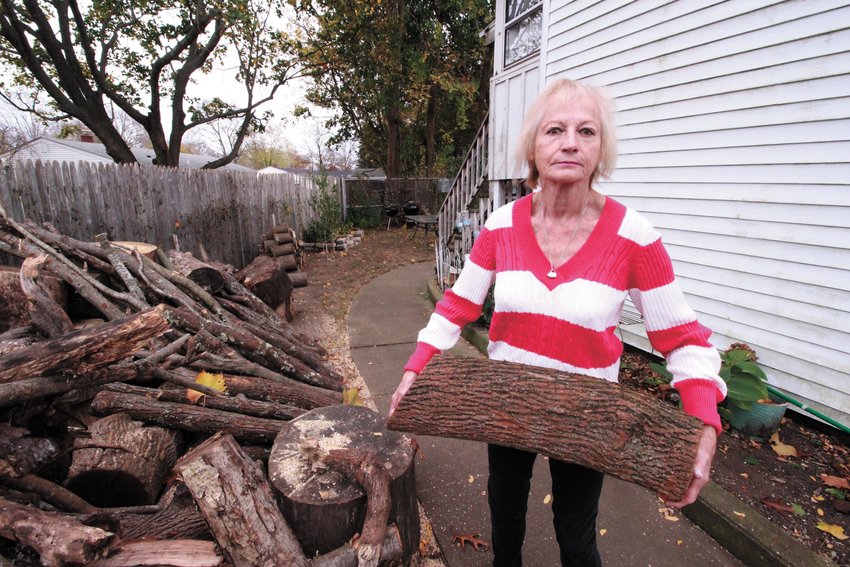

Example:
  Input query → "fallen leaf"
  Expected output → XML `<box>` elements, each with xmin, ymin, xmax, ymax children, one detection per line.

<box><xmin>817</xmin><ymin>522</ymin><xmax>849</xmax><ymax>540</ymax></box>
<box><xmin>342</xmin><ymin>387</ymin><xmax>363</xmax><ymax>406</ymax></box>
<box><xmin>821</xmin><ymin>474</ymin><xmax>850</xmax><ymax>490</ymax></box>
<box><xmin>452</xmin><ymin>533</ymin><xmax>489</xmax><ymax>551</ymax></box>
<box><xmin>468</xmin><ymin>475</ymin><xmax>474</xmax><ymax>484</ymax></box>
<box><xmin>762</xmin><ymin>499</ymin><xmax>793</xmax><ymax>514</ymax></box>
<box><xmin>187</xmin><ymin>370</ymin><xmax>226</xmax><ymax>403</ymax></box>
<box><xmin>791</xmin><ymin>503</ymin><xmax>806</xmax><ymax>516</ymax></box>
<box><xmin>825</xmin><ymin>487</ymin><xmax>846</xmax><ymax>500</ymax></box>
<box><xmin>543</xmin><ymin>494</ymin><xmax>552</xmax><ymax>505</ymax></box>
<box><xmin>677</xmin><ymin>540</ymin><xmax>683</xmax><ymax>546</ymax></box>
<box><xmin>599</xmin><ymin>529</ymin><xmax>607</xmax><ymax>536</ymax></box>
<box><xmin>818</xmin><ymin>508</ymin><xmax>824</xmax><ymax>517</ymax></box>
<box><xmin>734</xmin><ymin>511</ymin><xmax>746</xmax><ymax>518</ymax></box>
<box><xmin>835</xmin><ymin>500</ymin><xmax>850</xmax><ymax>514</ymax></box>
<box><xmin>813</xmin><ymin>494</ymin><xmax>826</xmax><ymax>502</ymax></box>
<box><xmin>740</xmin><ymin>473</ymin><xmax>749</xmax><ymax>479</ymax></box>
<box><xmin>769</xmin><ymin>433</ymin><xmax>798</xmax><ymax>457</ymax></box>
<box><xmin>744</xmin><ymin>456</ymin><xmax>761</xmax><ymax>466</ymax></box>
<box><xmin>659</xmin><ymin>507</ymin><xmax>679</xmax><ymax>522</ymax></box>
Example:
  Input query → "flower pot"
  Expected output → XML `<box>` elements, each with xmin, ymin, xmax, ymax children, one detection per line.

<box><xmin>727</xmin><ymin>396</ymin><xmax>788</xmax><ymax>441</ymax></box>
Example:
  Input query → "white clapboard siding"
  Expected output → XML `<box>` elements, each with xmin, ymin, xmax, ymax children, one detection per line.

<box><xmin>488</xmin><ymin>0</ymin><xmax>850</xmax><ymax>425</ymax></box>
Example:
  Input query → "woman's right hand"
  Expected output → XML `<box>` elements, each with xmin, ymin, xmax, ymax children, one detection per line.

<box><xmin>389</xmin><ymin>370</ymin><xmax>418</xmax><ymax>416</ymax></box>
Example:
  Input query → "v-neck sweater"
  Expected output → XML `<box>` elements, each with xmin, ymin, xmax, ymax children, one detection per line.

<box><xmin>405</xmin><ymin>194</ymin><xmax>726</xmax><ymax>432</ymax></box>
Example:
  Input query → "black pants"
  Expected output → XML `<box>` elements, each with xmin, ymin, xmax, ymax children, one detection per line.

<box><xmin>488</xmin><ymin>444</ymin><xmax>604</xmax><ymax>567</ymax></box>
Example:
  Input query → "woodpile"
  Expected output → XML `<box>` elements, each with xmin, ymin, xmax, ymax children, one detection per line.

<box><xmin>0</xmin><ymin>214</ymin><xmax>415</xmax><ymax>566</ymax></box>
<box><xmin>258</xmin><ymin>223</ymin><xmax>308</xmax><ymax>290</ymax></box>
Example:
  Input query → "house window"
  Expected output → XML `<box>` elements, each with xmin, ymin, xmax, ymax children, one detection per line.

<box><xmin>505</xmin><ymin>0</ymin><xmax>542</xmax><ymax>67</ymax></box>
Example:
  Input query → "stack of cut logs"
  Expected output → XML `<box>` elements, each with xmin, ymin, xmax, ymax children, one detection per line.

<box><xmin>259</xmin><ymin>223</ymin><xmax>308</xmax><ymax>288</ymax></box>
<box><xmin>0</xmin><ymin>215</ymin><xmax>416</xmax><ymax>567</ymax></box>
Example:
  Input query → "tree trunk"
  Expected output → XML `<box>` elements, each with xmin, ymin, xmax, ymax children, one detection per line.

<box><xmin>0</xmin><ymin>497</ymin><xmax>114</xmax><ymax>567</ymax></box>
<box><xmin>167</xmin><ymin>251</ymin><xmax>226</xmax><ymax>294</ymax></box>
<box><xmin>0</xmin><ymin>304</ymin><xmax>170</xmax><ymax>383</ymax></box>
<box><xmin>66</xmin><ymin>413</ymin><xmax>181</xmax><ymax>507</ymax></box>
<box><xmin>269</xmin><ymin>404</ymin><xmax>419</xmax><ymax>560</ymax></box>
<box><xmin>90</xmin><ymin>390</ymin><xmax>289</xmax><ymax>444</ymax></box>
<box><xmin>19</xmin><ymin>255</ymin><xmax>73</xmax><ymax>338</ymax></box>
<box><xmin>175</xmin><ymin>432</ymin><xmax>310</xmax><ymax>567</ymax></box>
<box><xmin>387</xmin><ymin>355</ymin><xmax>705</xmax><ymax>501</ymax></box>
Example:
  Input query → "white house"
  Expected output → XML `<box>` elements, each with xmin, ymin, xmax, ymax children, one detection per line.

<box><xmin>4</xmin><ymin>137</ymin><xmax>255</xmax><ymax>171</ymax></box>
<box><xmin>441</xmin><ymin>0</ymin><xmax>850</xmax><ymax>428</ymax></box>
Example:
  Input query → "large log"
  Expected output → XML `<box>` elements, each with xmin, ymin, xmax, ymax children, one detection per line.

<box><xmin>0</xmin><ymin>304</ymin><xmax>171</xmax><ymax>384</ymax></box>
<box><xmin>0</xmin><ymin>496</ymin><xmax>114</xmax><ymax>567</ymax></box>
<box><xmin>0</xmin><ymin>266</ymin><xmax>32</xmax><ymax>332</ymax></box>
<box><xmin>90</xmin><ymin>389</ymin><xmax>289</xmax><ymax>444</ymax></box>
<box><xmin>167</xmin><ymin>250</ymin><xmax>226</xmax><ymax>295</ymax></box>
<box><xmin>269</xmin><ymin>404</ymin><xmax>419</xmax><ymax>560</ymax></box>
<box><xmin>236</xmin><ymin>255</ymin><xmax>293</xmax><ymax>320</ymax></box>
<box><xmin>387</xmin><ymin>355</ymin><xmax>705</xmax><ymax>501</ymax></box>
<box><xmin>175</xmin><ymin>432</ymin><xmax>310</xmax><ymax>567</ymax></box>
<box><xmin>66</xmin><ymin>413</ymin><xmax>181</xmax><ymax>507</ymax></box>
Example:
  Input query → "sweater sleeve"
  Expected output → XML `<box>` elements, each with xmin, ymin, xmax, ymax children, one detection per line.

<box><xmin>404</xmin><ymin>227</ymin><xmax>496</xmax><ymax>373</ymax></box>
<box><xmin>630</xmin><ymin>235</ymin><xmax>726</xmax><ymax>434</ymax></box>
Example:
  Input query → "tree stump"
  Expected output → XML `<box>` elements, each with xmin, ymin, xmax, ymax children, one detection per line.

<box><xmin>67</xmin><ymin>413</ymin><xmax>181</xmax><ymax>507</ymax></box>
<box><xmin>167</xmin><ymin>250</ymin><xmax>226</xmax><ymax>294</ymax></box>
<box><xmin>387</xmin><ymin>355</ymin><xmax>706</xmax><ymax>501</ymax></box>
<box><xmin>269</xmin><ymin>404</ymin><xmax>419</xmax><ymax>560</ymax></box>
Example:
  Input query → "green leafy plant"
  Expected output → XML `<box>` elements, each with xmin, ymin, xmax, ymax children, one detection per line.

<box><xmin>305</xmin><ymin>170</ymin><xmax>344</xmax><ymax>243</ymax></box>
<box><xmin>720</xmin><ymin>343</ymin><xmax>769</xmax><ymax>411</ymax></box>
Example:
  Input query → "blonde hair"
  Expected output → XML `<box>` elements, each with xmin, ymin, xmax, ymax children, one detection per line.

<box><xmin>515</xmin><ymin>79</ymin><xmax>617</xmax><ymax>188</ymax></box>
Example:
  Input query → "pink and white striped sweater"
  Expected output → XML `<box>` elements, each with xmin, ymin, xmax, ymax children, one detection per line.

<box><xmin>405</xmin><ymin>194</ymin><xmax>726</xmax><ymax>432</ymax></box>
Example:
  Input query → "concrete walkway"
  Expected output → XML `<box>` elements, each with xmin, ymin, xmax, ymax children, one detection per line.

<box><xmin>349</xmin><ymin>262</ymin><xmax>744</xmax><ymax>567</ymax></box>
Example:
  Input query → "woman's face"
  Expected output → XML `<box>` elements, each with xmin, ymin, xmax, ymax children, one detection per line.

<box><xmin>533</xmin><ymin>92</ymin><xmax>602</xmax><ymax>188</ymax></box>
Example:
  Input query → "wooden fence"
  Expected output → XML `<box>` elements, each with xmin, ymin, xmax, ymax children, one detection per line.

<box><xmin>0</xmin><ymin>160</ymin><xmax>339</xmax><ymax>269</ymax></box>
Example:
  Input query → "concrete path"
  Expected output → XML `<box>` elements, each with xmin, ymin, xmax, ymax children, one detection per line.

<box><xmin>349</xmin><ymin>262</ymin><xmax>743</xmax><ymax>566</ymax></box>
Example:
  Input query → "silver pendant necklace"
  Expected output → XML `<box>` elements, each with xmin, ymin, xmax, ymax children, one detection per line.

<box><xmin>540</xmin><ymin>192</ymin><xmax>589</xmax><ymax>279</ymax></box>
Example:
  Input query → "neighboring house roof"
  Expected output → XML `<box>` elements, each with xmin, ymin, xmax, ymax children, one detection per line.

<box><xmin>258</xmin><ymin>166</ymin><xmax>288</xmax><ymax>175</ymax></box>
<box><xmin>2</xmin><ymin>137</ymin><xmax>254</xmax><ymax>171</ymax></box>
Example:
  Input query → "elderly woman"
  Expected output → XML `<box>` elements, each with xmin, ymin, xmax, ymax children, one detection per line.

<box><xmin>390</xmin><ymin>79</ymin><xmax>725</xmax><ymax>566</ymax></box>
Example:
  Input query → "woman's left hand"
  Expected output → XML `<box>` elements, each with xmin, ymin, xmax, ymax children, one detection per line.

<box><xmin>667</xmin><ymin>425</ymin><xmax>717</xmax><ymax>508</ymax></box>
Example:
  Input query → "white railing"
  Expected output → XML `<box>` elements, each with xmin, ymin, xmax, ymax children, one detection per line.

<box><xmin>436</xmin><ymin>116</ymin><xmax>489</xmax><ymax>284</ymax></box>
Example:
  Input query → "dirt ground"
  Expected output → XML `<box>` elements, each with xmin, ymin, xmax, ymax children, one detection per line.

<box><xmin>294</xmin><ymin>226</ymin><xmax>850</xmax><ymax>566</ymax></box>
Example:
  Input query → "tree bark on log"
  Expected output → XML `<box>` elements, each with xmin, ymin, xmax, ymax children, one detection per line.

<box><xmin>18</xmin><ymin>256</ymin><xmax>72</xmax><ymax>338</ymax></box>
<box><xmin>167</xmin><ymin>307</ymin><xmax>341</xmax><ymax>391</ymax></box>
<box><xmin>236</xmin><ymin>255</ymin><xmax>293</xmax><ymax>320</ymax></box>
<box><xmin>387</xmin><ymin>356</ymin><xmax>704</xmax><ymax>501</ymax></box>
<box><xmin>167</xmin><ymin>250</ymin><xmax>226</xmax><ymax>295</ymax></box>
<box><xmin>269</xmin><ymin>243</ymin><xmax>295</xmax><ymax>257</ymax></box>
<box><xmin>269</xmin><ymin>405</ymin><xmax>419</xmax><ymax>560</ymax></box>
<box><xmin>90</xmin><ymin>390</ymin><xmax>289</xmax><ymax>444</ymax></box>
<box><xmin>0</xmin><ymin>304</ymin><xmax>170</xmax><ymax>383</ymax></box>
<box><xmin>67</xmin><ymin>413</ymin><xmax>181</xmax><ymax>507</ymax></box>
<box><xmin>0</xmin><ymin>496</ymin><xmax>114</xmax><ymax>567</ymax></box>
<box><xmin>104</xmin><ymin>382</ymin><xmax>307</xmax><ymax>421</ymax></box>
<box><xmin>175</xmin><ymin>432</ymin><xmax>311</xmax><ymax>567</ymax></box>
<box><xmin>0</xmin><ymin>266</ymin><xmax>33</xmax><ymax>332</ymax></box>
<box><xmin>273</xmin><ymin>232</ymin><xmax>295</xmax><ymax>245</ymax></box>
<box><xmin>87</xmin><ymin>540</ymin><xmax>223</xmax><ymax>567</ymax></box>
<box><xmin>197</xmin><ymin>370</ymin><xmax>339</xmax><ymax>410</ymax></box>
<box><xmin>289</xmin><ymin>271</ymin><xmax>308</xmax><ymax>288</ymax></box>
<box><xmin>109</xmin><ymin>484</ymin><xmax>210</xmax><ymax>541</ymax></box>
